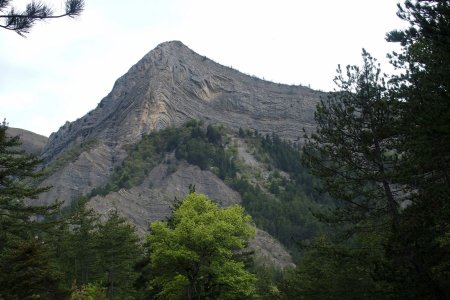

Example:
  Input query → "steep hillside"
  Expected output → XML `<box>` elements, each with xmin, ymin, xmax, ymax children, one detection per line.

<box><xmin>37</xmin><ymin>41</ymin><xmax>323</xmax><ymax>208</ymax></box>
<box><xmin>34</xmin><ymin>41</ymin><xmax>326</xmax><ymax>267</ymax></box>
<box><xmin>7</xmin><ymin>127</ymin><xmax>48</xmax><ymax>155</ymax></box>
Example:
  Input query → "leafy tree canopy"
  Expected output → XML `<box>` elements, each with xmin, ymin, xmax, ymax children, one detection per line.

<box><xmin>148</xmin><ymin>193</ymin><xmax>257</xmax><ymax>300</ymax></box>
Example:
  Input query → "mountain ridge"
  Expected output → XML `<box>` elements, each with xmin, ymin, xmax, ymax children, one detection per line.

<box><xmin>29</xmin><ymin>41</ymin><xmax>326</xmax><ymax>268</ymax></box>
<box><xmin>37</xmin><ymin>40</ymin><xmax>323</xmax><ymax>209</ymax></box>
<box><xmin>42</xmin><ymin>41</ymin><xmax>321</xmax><ymax>162</ymax></box>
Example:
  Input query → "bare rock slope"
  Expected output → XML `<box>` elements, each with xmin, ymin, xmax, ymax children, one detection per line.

<box><xmin>35</xmin><ymin>41</ymin><xmax>324</xmax><ymax>269</ymax></box>
<box><xmin>39</xmin><ymin>41</ymin><xmax>322</xmax><ymax>207</ymax></box>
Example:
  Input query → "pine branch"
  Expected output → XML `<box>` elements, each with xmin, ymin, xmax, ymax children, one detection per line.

<box><xmin>0</xmin><ymin>0</ymin><xmax>84</xmax><ymax>36</ymax></box>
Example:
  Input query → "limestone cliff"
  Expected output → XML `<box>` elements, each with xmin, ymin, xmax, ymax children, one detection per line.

<box><xmin>38</xmin><ymin>41</ymin><xmax>322</xmax><ymax>207</ymax></box>
<box><xmin>32</xmin><ymin>41</ymin><xmax>325</xmax><ymax>269</ymax></box>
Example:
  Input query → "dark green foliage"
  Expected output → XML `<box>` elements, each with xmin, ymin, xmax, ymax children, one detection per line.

<box><xmin>59</xmin><ymin>204</ymin><xmax>101</xmax><ymax>286</ymax></box>
<box><xmin>49</xmin><ymin>204</ymin><xmax>143</xmax><ymax>299</ymax></box>
<box><xmin>133</xmin><ymin>245</ymin><xmax>156</xmax><ymax>300</ymax></box>
<box><xmin>232</xmin><ymin>133</ymin><xmax>328</xmax><ymax>253</ymax></box>
<box><xmin>279</xmin><ymin>235</ymin><xmax>392</xmax><ymax>300</ymax></box>
<box><xmin>70</xmin><ymin>282</ymin><xmax>107</xmax><ymax>300</ymax></box>
<box><xmin>0</xmin><ymin>121</ymin><xmax>65</xmax><ymax>300</ymax></box>
<box><xmin>296</xmin><ymin>52</ymin><xmax>404</xmax><ymax>299</ymax></box>
<box><xmin>0</xmin><ymin>239</ymin><xmax>68</xmax><ymax>299</ymax></box>
<box><xmin>97</xmin><ymin>211</ymin><xmax>142</xmax><ymax>300</ymax></box>
<box><xmin>92</xmin><ymin>121</ymin><xmax>236</xmax><ymax>197</ymax></box>
<box><xmin>260</xmin><ymin>133</ymin><xmax>322</xmax><ymax>200</ymax></box>
<box><xmin>93</xmin><ymin>120</ymin><xmax>326</xmax><ymax>257</ymax></box>
<box><xmin>293</xmin><ymin>2</ymin><xmax>450</xmax><ymax>298</ymax></box>
<box><xmin>0</xmin><ymin>121</ymin><xmax>60</xmax><ymax>245</ymax></box>
<box><xmin>252</xmin><ymin>265</ymin><xmax>283</xmax><ymax>300</ymax></box>
<box><xmin>302</xmin><ymin>50</ymin><xmax>399</xmax><ymax>232</ymax></box>
<box><xmin>384</xmin><ymin>1</ymin><xmax>450</xmax><ymax>297</ymax></box>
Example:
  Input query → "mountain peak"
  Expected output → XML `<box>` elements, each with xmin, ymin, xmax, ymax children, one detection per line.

<box><xmin>40</xmin><ymin>41</ymin><xmax>323</xmax><ymax>205</ymax></box>
<box><xmin>155</xmin><ymin>40</ymin><xmax>187</xmax><ymax>50</ymax></box>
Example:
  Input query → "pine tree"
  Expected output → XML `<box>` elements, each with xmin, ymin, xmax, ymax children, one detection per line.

<box><xmin>0</xmin><ymin>239</ymin><xmax>67</xmax><ymax>299</ymax></box>
<box><xmin>63</xmin><ymin>204</ymin><xmax>102</xmax><ymax>287</ymax></box>
<box><xmin>302</xmin><ymin>50</ymin><xmax>399</xmax><ymax>233</ymax></box>
<box><xmin>0</xmin><ymin>120</ymin><xmax>59</xmax><ymax>246</ymax></box>
<box><xmin>385</xmin><ymin>1</ymin><xmax>450</xmax><ymax>298</ymax></box>
<box><xmin>97</xmin><ymin>210</ymin><xmax>142</xmax><ymax>300</ymax></box>
<box><xmin>0</xmin><ymin>120</ymin><xmax>65</xmax><ymax>298</ymax></box>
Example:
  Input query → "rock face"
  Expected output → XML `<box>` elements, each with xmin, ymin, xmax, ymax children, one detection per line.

<box><xmin>33</xmin><ymin>41</ymin><xmax>323</xmax><ymax>268</ymax></box>
<box><xmin>39</xmin><ymin>41</ymin><xmax>322</xmax><ymax>207</ymax></box>
<box><xmin>87</xmin><ymin>161</ymin><xmax>242</xmax><ymax>234</ymax></box>
<box><xmin>86</xmin><ymin>161</ymin><xmax>294</xmax><ymax>269</ymax></box>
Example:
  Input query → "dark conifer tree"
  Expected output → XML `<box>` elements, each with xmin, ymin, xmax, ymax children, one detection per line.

<box><xmin>0</xmin><ymin>120</ymin><xmax>59</xmax><ymax>247</ymax></box>
<box><xmin>97</xmin><ymin>211</ymin><xmax>142</xmax><ymax>300</ymax></box>
<box><xmin>302</xmin><ymin>50</ymin><xmax>399</xmax><ymax>233</ymax></box>
<box><xmin>385</xmin><ymin>1</ymin><xmax>450</xmax><ymax>298</ymax></box>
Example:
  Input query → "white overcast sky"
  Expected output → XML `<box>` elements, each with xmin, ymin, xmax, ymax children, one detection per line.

<box><xmin>0</xmin><ymin>0</ymin><xmax>406</xmax><ymax>137</ymax></box>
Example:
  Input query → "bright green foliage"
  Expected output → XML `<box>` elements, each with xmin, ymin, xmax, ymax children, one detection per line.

<box><xmin>97</xmin><ymin>211</ymin><xmax>142</xmax><ymax>300</ymax></box>
<box><xmin>148</xmin><ymin>193</ymin><xmax>257</xmax><ymax>299</ymax></box>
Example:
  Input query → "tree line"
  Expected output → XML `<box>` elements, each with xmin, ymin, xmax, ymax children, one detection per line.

<box><xmin>292</xmin><ymin>1</ymin><xmax>450</xmax><ymax>298</ymax></box>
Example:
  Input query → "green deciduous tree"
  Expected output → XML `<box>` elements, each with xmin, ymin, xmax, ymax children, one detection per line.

<box><xmin>0</xmin><ymin>0</ymin><xmax>84</xmax><ymax>35</ymax></box>
<box><xmin>148</xmin><ymin>193</ymin><xmax>256</xmax><ymax>300</ymax></box>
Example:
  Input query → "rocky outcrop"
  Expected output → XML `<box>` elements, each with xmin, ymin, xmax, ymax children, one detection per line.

<box><xmin>87</xmin><ymin>161</ymin><xmax>241</xmax><ymax>233</ymax></box>
<box><xmin>87</xmin><ymin>160</ymin><xmax>294</xmax><ymax>269</ymax></box>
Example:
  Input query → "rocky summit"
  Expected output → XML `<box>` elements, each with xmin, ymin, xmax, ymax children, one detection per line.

<box><xmin>33</xmin><ymin>41</ymin><xmax>324</xmax><ymax>268</ymax></box>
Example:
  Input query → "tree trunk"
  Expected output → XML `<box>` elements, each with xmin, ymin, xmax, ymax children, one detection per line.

<box><xmin>373</xmin><ymin>138</ymin><xmax>399</xmax><ymax>230</ymax></box>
